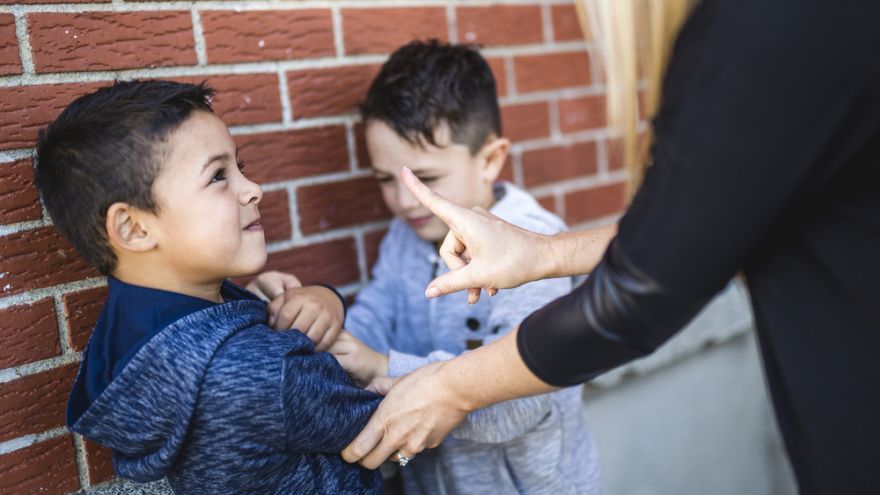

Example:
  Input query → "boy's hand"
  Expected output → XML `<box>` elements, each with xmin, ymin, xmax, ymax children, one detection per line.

<box><xmin>267</xmin><ymin>286</ymin><xmax>344</xmax><ymax>352</ymax></box>
<box><xmin>328</xmin><ymin>331</ymin><xmax>389</xmax><ymax>387</ymax></box>
<box><xmin>247</xmin><ymin>270</ymin><xmax>302</xmax><ymax>301</ymax></box>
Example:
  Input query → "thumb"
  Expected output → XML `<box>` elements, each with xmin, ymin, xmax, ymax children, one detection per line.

<box><xmin>426</xmin><ymin>266</ymin><xmax>477</xmax><ymax>298</ymax></box>
<box><xmin>366</xmin><ymin>376</ymin><xmax>397</xmax><ymax>396</ymax></box>
<box><xmin>282</xmin><ymin>274</ymin><xmax>302</xmax><ymax>290</ymax></box>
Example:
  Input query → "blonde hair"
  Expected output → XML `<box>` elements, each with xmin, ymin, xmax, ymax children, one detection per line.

<box><xmin>575</xmin><ymin>0</ymin><xmax>696</xmax><ymax>193</ymax></box>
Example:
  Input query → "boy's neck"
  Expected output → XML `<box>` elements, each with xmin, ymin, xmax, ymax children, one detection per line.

<box><xmin>112</xmin><ymin>264</ymin><xmax>224</xmax><ymax>303</ymax></box>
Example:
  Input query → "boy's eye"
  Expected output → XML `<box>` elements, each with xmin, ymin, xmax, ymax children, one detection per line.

<box><xmin>375</xmin><ymin>176</ymin><xmax>393</xmax><ymax>183</ymax></box>
<box><xmin>210</xmin><ymin>168</ymin><xmax>226</xmax><ymax>183</ymax></box>
<box><xmin>418</xmin><ymin>176</ymin><xmax>438</xmax><ymax>183</ymax></box>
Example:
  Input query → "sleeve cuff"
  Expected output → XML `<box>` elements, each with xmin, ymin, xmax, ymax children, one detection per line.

<box><xmin>315</xmin><ymin>283</ymin><xmax>347</xmax><ymax>322</ymax></box>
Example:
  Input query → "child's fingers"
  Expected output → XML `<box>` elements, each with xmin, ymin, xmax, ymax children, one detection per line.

<box><xmin>291</xmin><ymin>306</ymin><xmax>320</xmax><ymax>335</ymax></box>
<box><xmin>256</xmin><ymin>271</ymin><xmax>296</xmax><ymax>300</ymax></box>
<box><xmin>304</xmin><ymin>312</ymin><xmax>330</xmax><ymax>344</ymax></box>
<box><xmin>267</xmin><ymin>296</ymin><xmax>296</xmax><ymax>329</ymax></box>
<box><xmin>273</xmin><ymin>298</ymin><xmax>305</xmax><ymax>330</ymax></box>
<box><xmin>314</xmin><ymin>324</ymin><xmax>342</xmax><ymax>353</ymax></box>
<box><xmin>366</xmin><ymin>376</ymin><xmax>396</xmax><ymax>395</ymax></box>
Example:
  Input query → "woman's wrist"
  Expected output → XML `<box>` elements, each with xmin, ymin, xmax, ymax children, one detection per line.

<box><xmin>545</xmin><ymin>231</ymin><xmax>576</xmax><ymax>279</ymax></box>
<box><xmin>546</xmin><ymin>225</ymin><xmax>617</xmax><ymax>278</ymax></box>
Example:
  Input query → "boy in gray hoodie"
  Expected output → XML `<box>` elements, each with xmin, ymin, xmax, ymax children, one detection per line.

<box><xmin>253</xmin><ymin>40</ymin><xmax>602</xmax><ymax>495</ymax></box>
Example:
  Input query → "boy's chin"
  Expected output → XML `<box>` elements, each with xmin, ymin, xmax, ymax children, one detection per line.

<box><xmin>232</xmin><ymin>251</ymin><xmax>269</xmax><ymax>279</ymax></box>
<box><xmin>411</xmin><ymin>221</ymin><xmax>450</xmax><ymax>243</ymax></box>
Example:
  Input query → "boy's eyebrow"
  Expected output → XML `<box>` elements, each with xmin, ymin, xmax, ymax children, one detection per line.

<box><xmin>200</xmin><ymin>152</ymin><xmax>232</xmax><ymax>172</ymax></box>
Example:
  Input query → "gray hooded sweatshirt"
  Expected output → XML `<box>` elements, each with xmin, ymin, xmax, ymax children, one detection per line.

<box><xmin>347</xmin><ymin>182</ymin><xmax>602</xmax><ymax>495</ymax></box>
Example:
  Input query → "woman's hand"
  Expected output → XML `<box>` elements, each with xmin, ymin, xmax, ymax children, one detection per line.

<box><xmin>401</xmin><ymin>167</ymin><xmax>556</xmax><ymax>303</ymax></box>
<box><xmin>341</xmin><ymin>361</ymin><xmax>471</xmax><ymax>469</ymax></box>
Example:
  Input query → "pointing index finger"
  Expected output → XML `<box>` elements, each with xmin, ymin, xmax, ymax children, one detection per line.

<box><xmin>401</xmin><ymin>167</ymin><xmax>468</xmax><ymax>226</ymax></box>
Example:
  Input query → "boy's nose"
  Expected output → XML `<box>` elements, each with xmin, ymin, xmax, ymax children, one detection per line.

<box><xmin>397</xmin><ymin>182</ymin><xmax>420</xmax><ymax>210</ymax></box>
<box><xmin>239</xmin><ymin>176</ymin><xmax>263</xmax><ymax>205</ymax></box>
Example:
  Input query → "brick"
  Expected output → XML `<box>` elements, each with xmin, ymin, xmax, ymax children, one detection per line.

<box><xmin>201</xmin><ymin>9</ymin><xmax>334</xmax><ymax>64</ymax></box>
<box><xmin>0</xmin><ymin>160</ymin><xmax>42</xmax><ymax>224</ymax></box>
<box><xmin>457</xmin><ymin>5</ymin><xmax>543</xmax><ymax>47</ymax></box>
<box><xmin>0</xmin><ymin>226</ymin><xmax>99</xmax><ymax>297</ymax></box>
<box><xmin>235</xmin><ymin>126</ymin><xmax>349</xmax><ymax>184</ymax></box>
<box><xmin>29</xmin><ymin>12</ymin><xmax>196</xmax><ymax>73</ymax></box>
<box><xmin>63</xmin><ymin>286</ymin><xmax>107</xmax><ymax>352</ymax></box>
<box><xmin>297</xmin><ymin>177</ymin><xmax>391</xmax><ymax>234</ymax></box>
<box><xmin>564</xmin><ymin>182</ymin><xmax>627</xmax><ymax>224</ymax></box>
<box><xmin>342</xmin><ymin>8</ymin><xmax>447</xmax><ymax>55</ymax></box>
<box><xmin>0</xmin><ymin>298</ymin><xmax>59</xmax><ymax>369</ymax></box>
<box><xmin>552</xmin><ymin>5</ymin><xmax>586</xmax><ymax>41</ymax></box>
<box><xmin>487</xmin><ymin>57</ymin><xmax>507</xmax><ymax>97</ymax></box>
<box><xmin>0</xmin><ymin>14</ymin><xmax>20</xmax><ymax>75</ymax></box>
<box><xmin>363</xmin><ymin>228</ymin><xmax>387</xmax><ymax>274</ymax></box>
<box><xmin>1</xmin><ymin>0</ymin><xmax>107</xmax><ymax>3</ymax></box>
<box><xmin>0</xmin><ymin>82</ymin><xmax>104</xmax><ymax>151</ymax></box>
<box><xmin>84</xmin><ymin>438</ymin><xmax>114</xmax><ymax>485</ymax></box>
<box><xmin>559</xmin><ymin>95</ymin><xmax>606</xmax><ymax>133</ymax></box>
<box><xmin>536</xmin><ymin>195</ymin><xmax>558</xmax><ymax>215</ymax></box>
<box><xmin>514</xmin><ymin>52</ymin><xmax>591</xmax><ymax>93</ymax></box>
<box><xmin>263</xmin><ymin>238</ymin><xmax>360</xmax><ymax>287</ymax></box>
<box><xmin>260</xmin><ymin>189</ymin><xmax>292</xmax><ymax>243</ymax></box>
<box><xmin>501</xmin><ymin>102</ymin><xmax>550</xmax><ymax>142</ymax></box>
<box><xmin>287</xmin><ymin>64</ymin><xmax>379</xmax><ymax>119</ymax></box>
<box><xmin>0</xmin><ymin>436</ymin><xmax>79</xmax><ymax>495</ymax></box>
<box><xmin>0</xmin><ymin>363</ymin><xmax>77</xmax><ymax>442</ymax></box>
<box><xmin>175</xmin><ymin>74</ymin><xmax>282</xmax><ymax>126</ymax></box>
<box><xmin>498</xmin><ymin>154</ymin><xmax>515</xmax><ymax>183</ymax></box>
<box><xmin>354</xmin><ymin>122</ymin><xmax>372</xmax><ymax>169</ymax></box>
<box><xmin>522</xmin><ymin>141</ymin><xmax>598</xmax><ymax>187</ymax></box>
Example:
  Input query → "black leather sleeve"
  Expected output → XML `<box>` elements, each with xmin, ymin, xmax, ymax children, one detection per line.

<box><xmin>516</xmin><ymin>240</ymin><xmax>714</xmax><ymax>387</ymax></box>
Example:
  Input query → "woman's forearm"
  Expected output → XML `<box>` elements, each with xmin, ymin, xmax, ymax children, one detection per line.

<box><xmin>546</xmin><ymin>224</ymin><xmax>618</xmax><ymax>280</ymax></box>
<box><xmin>440</xmin><ymin>328</ymin><xmax>559</xmax><ymax>413</ymax></box>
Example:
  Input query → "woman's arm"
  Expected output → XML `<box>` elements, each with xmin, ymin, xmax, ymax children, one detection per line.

<box><xmin>341</xmin><ymin>328</ymin><xmax>554</xmax><ymax>469</ymax></box>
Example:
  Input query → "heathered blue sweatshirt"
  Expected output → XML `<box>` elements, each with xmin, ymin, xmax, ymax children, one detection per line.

<box><xmin>67</xmin><ymin>279</ymin><xmax>382</xmax><ymax>494</ymax></box>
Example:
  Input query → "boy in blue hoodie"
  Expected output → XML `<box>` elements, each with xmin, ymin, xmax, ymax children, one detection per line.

<box><xmin>251</xmin><ymin>40</ymin><xmax>604</xmax><ymax>495</ymax></box>
<box><xmin>34</xmin><ymin>80</ymin><xmax>382</xmax><ymax>494</ymax></box>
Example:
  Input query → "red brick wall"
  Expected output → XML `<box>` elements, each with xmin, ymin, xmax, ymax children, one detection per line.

<box><xmin>0</xmin><ymin>1</ymin><xmax>626</xmax><ymax>493</ymax></box>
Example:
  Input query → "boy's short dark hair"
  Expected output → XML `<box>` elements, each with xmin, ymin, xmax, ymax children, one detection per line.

<box><xmin>34</xmin><ymin>80</ymin><xmax>215</xmax><ymax>275</ymax></box>
<box><xmin>360</xmin><ymin>39</ymin><xmax>501</xmax><ymax>155</ymax></box>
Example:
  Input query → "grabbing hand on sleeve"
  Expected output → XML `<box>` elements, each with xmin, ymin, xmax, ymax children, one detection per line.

<box><xmin>247</xmin><ymin>270</ymin><xmax>302</xmax><ymax>301</ymax></box>
<box><xmin>266</xmin><ymin>285</ymin><xmax>345</xmax><ymax>352</ymax></box>
<box><xmin>329</xmin><ymin>331</ymin><xmax>389</xmax><ymax>387</ymax></box>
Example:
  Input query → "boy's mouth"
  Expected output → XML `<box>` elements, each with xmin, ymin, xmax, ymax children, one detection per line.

<box><xmin>244</xmin><ymin>218</ymin><xmax>263</xmax><ymax>231</ymax></box>
<box><xmin>407</xmin><ymin>215</ymin><xmax>433</xmax><ymax>229</ymax></box>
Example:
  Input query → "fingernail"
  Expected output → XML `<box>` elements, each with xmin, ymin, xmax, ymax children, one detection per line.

<box><xmin>426</xmin><ymin>287</ymin><xmax>441</xmax><ymax>298</ymax></box>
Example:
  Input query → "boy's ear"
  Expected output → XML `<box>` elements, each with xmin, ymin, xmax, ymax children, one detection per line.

<box><xmin>479</xmin><ymin>136</ymin><xmax>511</xmax><ymax>183</ymax></box>
<box><xmin>105</xmin><ymin>202</ymin><xmax>157</xmax><ymax>253</ymax></box>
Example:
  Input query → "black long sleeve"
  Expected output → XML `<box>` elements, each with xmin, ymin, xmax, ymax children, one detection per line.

<box><xmin>518</xmin><ymin>0</ymin><xmax>880</xmax><ymax>492</ymax></box>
